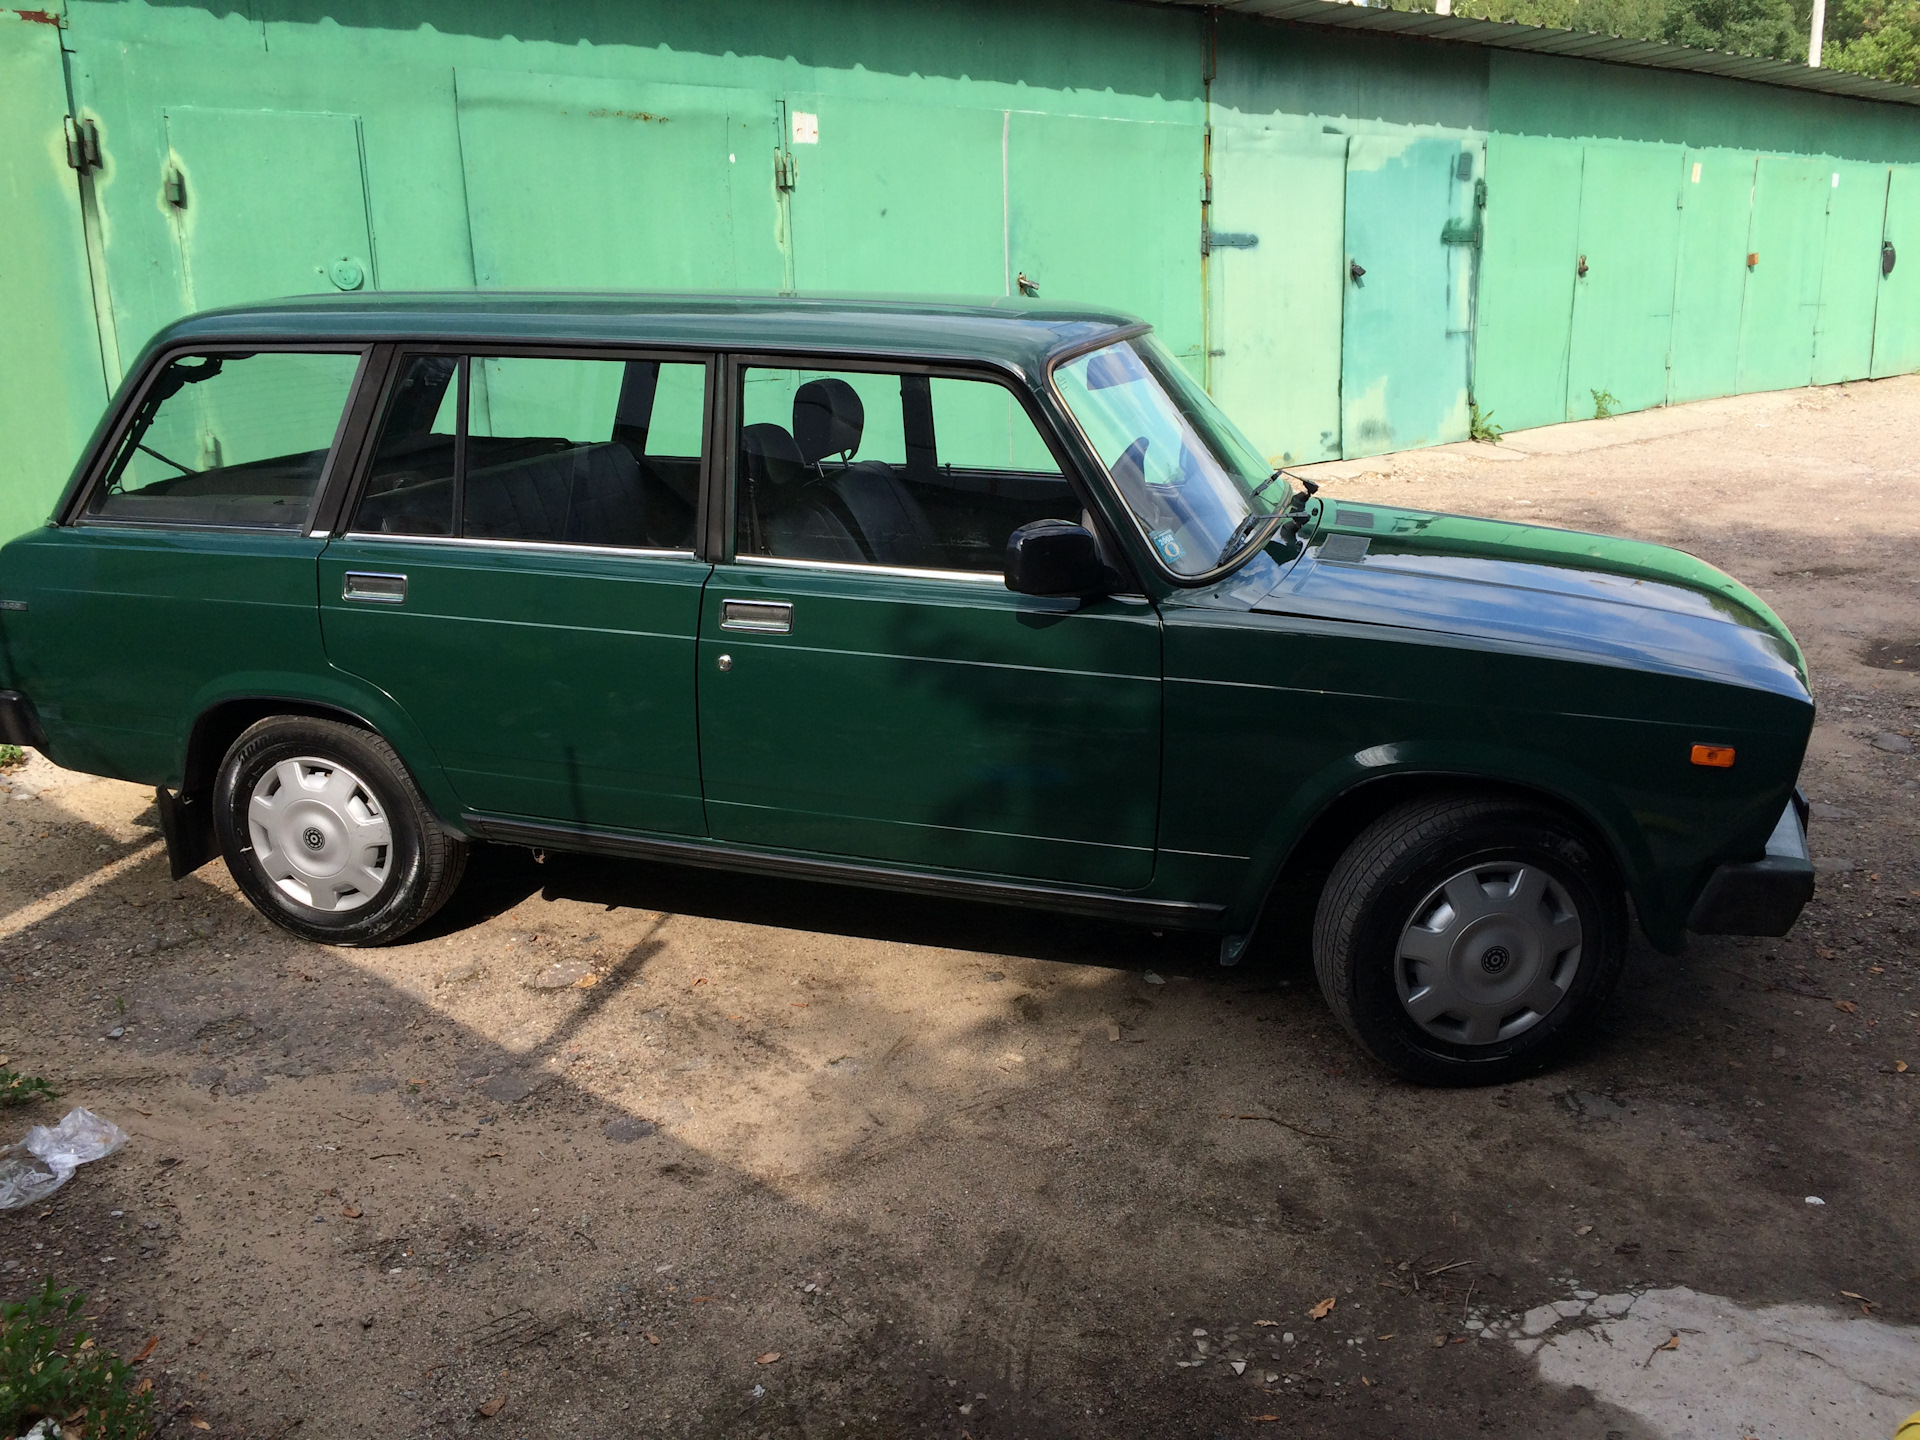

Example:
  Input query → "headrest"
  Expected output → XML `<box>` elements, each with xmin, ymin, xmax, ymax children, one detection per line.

<box><xmin>793</xmin><ymin>378</ymin><xmax>864</xmax><ymax>465</ymax></box>
<box><xmin>741</xmin><ymin>423</ymin><xmax>808</xmax><ymax>488</ymax></box>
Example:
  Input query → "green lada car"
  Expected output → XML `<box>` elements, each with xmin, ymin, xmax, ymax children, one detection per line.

<box><xmin>0</xmin><ymin>294</ymin><xmax>1814</xmax><ymax>1084</ymax></box>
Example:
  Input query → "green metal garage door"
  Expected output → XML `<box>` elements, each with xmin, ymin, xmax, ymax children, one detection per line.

<box><xmin>454</xmin><ymin>69</ymin><xmax>784</xmax><ymax>290</ymax></box>
<box><xmin>1669</xmin><ymin>149</ymin><xmax>1757</xmax><ymax>405</ymax></box>
<box><xmin>1340</xmin><ymin>133</ymin><xmax>1479</xmax><ymax>457</ymax></box>
<box><xmin>783</xmin><ymin>94</ymin><xmax>1006</xmax><ymax>296</ymax></box>
<box><xmin>1812</xmin><ymin>161</ymin><xmax>1891</xmax><ymax>386</ymax></box>
<box><xmin>1469</xmin><ymin>133</ymin><xmax>1577</xmax><ymax>436</ymax></box>
<box><xmin>162</xmin><ymin>107</ymin><xmax>375</xmax><ymax>316</ymax></box>
<box><xmin>1564</xmin><ymin>143</ymin><xmax>1683</xmax><ymax>420</ymax></box>
<box><xmin>1008</xmin><ymin>111</ymin><xmax>1205</xmax><ymax>378</ymax></box>
<box><xmin>1872</xmin><ymin>165</ymin><xmax>1920</xmax><ymax>377</ymax></box>
<box><xmin>1738</xmin><ymin>156</ymin><xmax>1829</xmax><ymax>393</ymax></box>
<box><xmin>1206</xmin><ymin>125</ymin><xmax>1347</xmax><ymax>464</ymax></box>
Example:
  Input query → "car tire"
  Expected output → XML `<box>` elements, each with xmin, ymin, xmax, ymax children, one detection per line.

<box><xmin>213</xmin><ymin>715</ymin><xmax>466</xmax><ymax>946</ymax></box>
<box><xmin>1312</xmin><ymin>794</ymin><xmax>1626</xmax><ymax>1086</ymax></box>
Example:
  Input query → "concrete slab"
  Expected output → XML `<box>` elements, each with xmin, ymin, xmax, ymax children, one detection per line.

<box><xmin>1510</xmin><ymin>1287</ymin><xmax>1920</xmax><ymax>1440</ymax></box>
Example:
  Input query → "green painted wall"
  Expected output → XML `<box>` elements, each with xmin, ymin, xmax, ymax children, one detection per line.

<box><xmin>0</xmin><ymin>12</ymin><xmax>109</xmax><ymax>544</ymax></box>
<box><xmin>6</xmin><ymin>0</ymin><xmax>1920</xmax><ymax>542</ymax></box>
<box><xmin>1488</xmin><ymin>51</ymin><xmax>1920</xmax><ymax>162</ymax></box>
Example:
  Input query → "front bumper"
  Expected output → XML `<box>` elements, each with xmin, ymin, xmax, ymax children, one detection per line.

<box><xmin>1686</xmin><ymin>791</ymin><xmax>1814</xmax><ymax>937</ymax></box>
<box><xmin>0</xmin><ymin>690</ymin><xmax>45</xmax><ymax>750</ymax></box>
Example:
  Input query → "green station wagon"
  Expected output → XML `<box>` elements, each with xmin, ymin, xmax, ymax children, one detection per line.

<box><xmin>0</xmin><ymin>294</ymin><xmax>1815</xmax><ymax>1083</ymax></box>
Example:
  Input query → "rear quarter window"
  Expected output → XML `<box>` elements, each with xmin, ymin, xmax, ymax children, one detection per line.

<box><xmin>86</xmin><ymin>350</ymin><xmax>362</xmax><ymax>529</ymax></box>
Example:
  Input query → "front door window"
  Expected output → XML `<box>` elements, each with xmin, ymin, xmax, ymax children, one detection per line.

<box><xmin>735</xmin><ymin>365</ymin><xmax>1080</xmax><ymax>572</ymax></box>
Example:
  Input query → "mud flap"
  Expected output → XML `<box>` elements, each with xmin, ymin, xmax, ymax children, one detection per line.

<box><xmin>155</xmin><ymin>787</ymin><xmax>219</xmax><ymax>881</ymax></box>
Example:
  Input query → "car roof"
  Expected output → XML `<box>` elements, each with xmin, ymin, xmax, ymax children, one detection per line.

<box><xmin>152</xmin><ymin>291</ymin><xmax>1147</xmax><ymax>375</ymax></box>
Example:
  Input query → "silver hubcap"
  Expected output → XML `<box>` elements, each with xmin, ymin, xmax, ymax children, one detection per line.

<box><xmin>247</xmin><ymin>756</ymin><xmax>392</xmax><ymax>913</ymax></box>
<box><xmin>1395</xmin><ymin>863</ymin><xmax>1583</xmax><ymax>1046</ymax></box>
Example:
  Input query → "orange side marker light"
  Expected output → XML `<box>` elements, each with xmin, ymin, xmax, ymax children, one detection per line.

<box><xmin>1690</xmin><ymin>744</ymin><xmax>1736</xmax><ymax>768</ymax></box>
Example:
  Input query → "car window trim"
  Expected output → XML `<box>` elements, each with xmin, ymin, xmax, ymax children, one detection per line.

<box><xmin>328</xmin><ymin>341</ymin><xmax>721</xmax><ymax>545</ymax></box>
<box><xmin>733</xmin><ymin>553</ymin><xmax>1006</xmax><ymax>586</ymax></box>
<box><xmin>716</xmin><ymin>349</ymin><xmax>1138</xmax><ymax>588</ymax></box>
<box><xmin>64</xmin><ymin>341</ymin><xmax>373</xmax><ymax>534</ymax></box>
<box><xmin>331</xmin><ymin>531</ymin><xmax>701</xmax><ymax>562</ymax></box>
<box><xmin>1043</xmin><ymin>329</ymin><xmax>1281</xmax><ymax>591</ymax></box>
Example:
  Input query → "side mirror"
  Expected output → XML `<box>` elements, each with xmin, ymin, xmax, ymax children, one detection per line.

<box><xmin>1004</xmin><ymin>519</ymin><xmax>1107</xmax><ymax>597</ymax></box>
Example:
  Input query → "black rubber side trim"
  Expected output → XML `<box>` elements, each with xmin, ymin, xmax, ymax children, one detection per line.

<box><xmin>0</xmin><ymin>691</ymin><xmax>47</xmax><ymax>750</ymax></box>
<box><xmin>464</xmin><ymin>814</ymin><xmax>1224</xmax><ymax>929</ymax></box>
<box><xmin>154</xmin><ymin>787</ymin><xmax>220</xmax><ymax>881</ymax></box>
<box><xmin>1686</xmin><ymin>799</ymin><xmax>1815</xmax><ymax>937</ymax></box>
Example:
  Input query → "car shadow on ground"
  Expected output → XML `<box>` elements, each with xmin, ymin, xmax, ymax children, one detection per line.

<box><xmin>0</xmin><ymin>784</ymin><xmax>1701</xmax><ymax>1440</ymax></box>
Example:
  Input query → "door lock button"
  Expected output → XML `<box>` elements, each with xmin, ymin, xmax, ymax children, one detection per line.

<box><xmin>717</xmin><ymin>654</ymin><xmax>733</xmax><ymax>672</ymax></box>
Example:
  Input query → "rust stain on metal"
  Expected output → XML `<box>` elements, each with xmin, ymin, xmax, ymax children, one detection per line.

<box><xmin>14</xmin><ymin>9</ymin><xmax>64</xmax><ymax>24</ymax></box>
<box><xmin>588</xmin><ymin>108</ymin><xmax>669</xmax><ymax>123</ymax></box>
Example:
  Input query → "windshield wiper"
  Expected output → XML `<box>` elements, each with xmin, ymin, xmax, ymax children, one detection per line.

<box><xmin>1213</xmin><ymin>509</ymin><xmax>1284</xmax><ymax>568</ymax></box>
<box><xmin>1246</xmin><ymin>469</ymin><xmax>1283</xmax><ymax>506</ymax></box>
<box><xmin>1212</xmin><ymin>468</ymin><xmax>1309</xmax><ymax>567</ymax></box>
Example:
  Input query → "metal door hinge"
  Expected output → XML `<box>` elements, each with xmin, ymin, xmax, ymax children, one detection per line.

<box><xmin>1204</xmin><ymin>231</ymin><xmax>1258</xmax><ymax>255</ymax></box>
<box><xmin>163</xmin><ymin>163</ymin><xmax>186</xmax><ymax>209</ymax></box>
<box><xmin>773</xmin><ymin>150</ymin><xmax>795</xmax><ymax>191</ymax></box>
<box><xmin>64</xmin><ymin>116</ymin><xmax>101</xmax><ymax>172</ymax></box>
<box><xmin>1440</xmin><ymin>217</ymin><xmax>1481</xmax><ymax>248</ymax></box>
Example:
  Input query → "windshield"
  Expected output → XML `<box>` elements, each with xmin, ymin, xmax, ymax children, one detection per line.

<box><xmin>1053</xmin><ymin>335</ymin><xmax>1287</xmax><ymax>577</ymax></box>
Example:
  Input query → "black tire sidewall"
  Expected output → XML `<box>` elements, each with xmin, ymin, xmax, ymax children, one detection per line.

<box><xmin>1327</xmin><ymin>806</ymin><xmax>1626</xmax><ymax>1085</ymax></box>
<box><xmin>214</xmin><ymin>718</ymin><xmax>433</xmax><ymax>946</ymax></box>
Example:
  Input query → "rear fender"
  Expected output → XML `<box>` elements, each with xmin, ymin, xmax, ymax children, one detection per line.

<box><xmin>173</xmin><ymin>670</ymin><xmax>466</xmax><ymax>829</ymax></box>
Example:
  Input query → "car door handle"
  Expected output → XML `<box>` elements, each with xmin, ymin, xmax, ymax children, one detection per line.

<box><xmin>342</xmin><ymin>571</ymin><xmax>407</xmax><ymax>604</ymax></box>
<box><xmin>719</xmin><ymin>599</ymin><xmax>793</xmax><ymax>634</ymax></box>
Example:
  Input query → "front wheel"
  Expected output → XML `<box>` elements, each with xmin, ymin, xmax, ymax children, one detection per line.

<box><xmin>213</xmin><ymin>715</ymin><xmax>466</xmax><ymax>946</ymax></box>
<box><xmin>1312</xmin><ymin>795</ymin><xmax>1627</xmax><ymax>1085</ymax></box>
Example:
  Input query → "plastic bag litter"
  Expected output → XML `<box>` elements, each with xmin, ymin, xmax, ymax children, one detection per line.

<box><xmin>0</xmin><ymin>1107</ymin><xmax>129</xmax><ymax>1210</ymax></box>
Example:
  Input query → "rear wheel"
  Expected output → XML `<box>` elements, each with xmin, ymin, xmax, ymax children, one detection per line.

<box><xmin>213</xmin><ymin>716</ymin><xmax>466</xmax><ymax>946</ymax></box>
<box><xmin>1312</xmin><ymin>794</ymin><xmax>1626</xmax><ymax>1085</ymax></box>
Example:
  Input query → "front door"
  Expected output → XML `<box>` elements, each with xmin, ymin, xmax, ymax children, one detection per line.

<box><xmin>698</xmin><ymin>359</ymin><xmax>1163</xmax><ymax>889</ymax></box>
<box><xmin>318</xmin><ymin>349</ymin><xmax>714</xmax><ymax>835</ymax></box>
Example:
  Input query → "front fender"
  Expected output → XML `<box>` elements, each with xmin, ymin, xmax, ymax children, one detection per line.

<box><xmin>1225</xmin><ymin>738</ymin><xmax>1659</xmax><ymax>940</ymax></box>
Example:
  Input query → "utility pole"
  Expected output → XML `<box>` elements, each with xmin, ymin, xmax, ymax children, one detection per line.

<box><xmin>1810</xmin><ymin>0</ymin><xmax>1826</xmax><ymax>66</ymax></box>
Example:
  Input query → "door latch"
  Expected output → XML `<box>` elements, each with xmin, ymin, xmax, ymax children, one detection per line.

<box><xmin>1349</xmin><ymin>259</ymin><xmax>1366</xmax><ymax>284</ymax></box>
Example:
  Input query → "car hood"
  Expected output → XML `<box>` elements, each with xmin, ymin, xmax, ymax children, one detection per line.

<box><xmin>1252</xmin><ymin>501</ymin><xmax>1809</xmax><ymax>699</ymax></box>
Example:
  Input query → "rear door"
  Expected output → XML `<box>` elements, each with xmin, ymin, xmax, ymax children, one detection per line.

<box><xmin>697</xmin><ymin>358</ymin><xmax>1163</xmax><ymax>889</ymax></box>
<box><xmin>318</xmin><ymin>348</ymin><xmax>713</xmax><ymax>835</ymax></box>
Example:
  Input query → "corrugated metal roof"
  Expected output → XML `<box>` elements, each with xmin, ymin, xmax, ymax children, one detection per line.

<box><xmin>1148</xmin><ymin>0</ymin><xmax>1920</xmax><ymax>107</ymax></box>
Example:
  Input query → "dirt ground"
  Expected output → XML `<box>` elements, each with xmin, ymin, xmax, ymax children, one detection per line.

<box><xmin>1</xmin><ymin>377</ymin><xmax>1917</xmax><ymax>1440</ymax></box>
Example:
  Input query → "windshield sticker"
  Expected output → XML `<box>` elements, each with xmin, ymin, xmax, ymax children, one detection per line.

<box><xmin>1149</xmin><ymin>529</ymin><xmax>1184</xmax><ymax>563</ymax></box>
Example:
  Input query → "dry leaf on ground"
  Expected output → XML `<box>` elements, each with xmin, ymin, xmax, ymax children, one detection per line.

<box><xmin>755</xmin><ymin>1351</ymin><xmax>782</xmax><ymax>1364</ymax></box>
<box><xmin>476</xmin><ymin>1394</ymin><xmax>507</xmax><ymax>1418</ymax></box>
<box><xmin>1308</xmin><ymin>1297</ymin><xmax>1336</xmax><ymax>1320</ymax></box>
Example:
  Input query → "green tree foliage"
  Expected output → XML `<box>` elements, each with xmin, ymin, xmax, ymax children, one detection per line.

<box><xmin>1827</xmin><ymin>0</ymin><xmax>1920</xmax><ymax>82</ymax></box>
<box><xmin>1385</xmin><ymin>0</ymin><xmax>1916</xmax><ymax>82</ymax></box>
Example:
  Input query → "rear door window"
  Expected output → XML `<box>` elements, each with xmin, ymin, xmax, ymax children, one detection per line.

<box><xmin>350</xmin><ymin>353</ymin><xmax>706</xmax><ymax>550</ymax></box>
<box><xmin>86</xmin><ymin>350</ymin><xmax>362</xmax><ymax>528</ymax></box>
